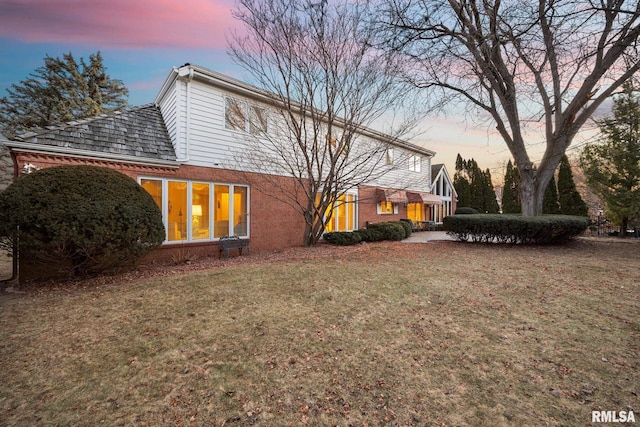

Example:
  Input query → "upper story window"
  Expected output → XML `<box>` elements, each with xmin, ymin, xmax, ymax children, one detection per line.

<box><xmin>225</xmin><ymin>97</ymin><xmax>267</xmax><ymax>134</ymax></box>
<box><xmin>386</xmin><ymin>148</ymin><xmax>394</xmax><ymax>165</ymax></box>
<box><xmin>409</xmin><ymin>155</ymin><xmax>421</xmax><ymax>172</ymax></box>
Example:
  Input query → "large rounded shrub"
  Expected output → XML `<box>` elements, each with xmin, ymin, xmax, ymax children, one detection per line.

<box><xmin>0</xmin><ymin>165</ymin><xmax>165</xmax><ymax>277</ymax></box>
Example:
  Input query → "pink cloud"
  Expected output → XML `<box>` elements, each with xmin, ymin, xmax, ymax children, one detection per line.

<box><xmin>0</xmin><ymin>0</ymin><xmax>239</xmax><ymax>49</ymax></box>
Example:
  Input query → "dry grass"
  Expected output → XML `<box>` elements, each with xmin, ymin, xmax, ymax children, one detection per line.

<box><xmin>0</xmin><ymin>239</ymin><xmax>638</xmax><ymax>426</ymax></box>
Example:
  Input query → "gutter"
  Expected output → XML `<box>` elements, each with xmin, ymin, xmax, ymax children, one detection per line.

<box><xmin>4</xmin><ymin>141</ymin><xmax>180</xmax><ymax>169</ymax></box>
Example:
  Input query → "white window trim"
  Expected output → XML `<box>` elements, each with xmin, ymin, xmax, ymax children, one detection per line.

<box><xmin>140</xmin><ymin>177</ymin><xmax>250</xmax><ymax>244</ymax></box>
<box><xmin>377</xmin><ymin>201</ymin><xmax>399</xmax><ymax>215</ymax></box>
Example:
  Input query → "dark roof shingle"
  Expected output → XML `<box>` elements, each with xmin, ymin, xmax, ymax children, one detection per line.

<box><xmin>15</xmin><ymin>104</ymin><xmax>176</xmax><ymax>162</ymax></box>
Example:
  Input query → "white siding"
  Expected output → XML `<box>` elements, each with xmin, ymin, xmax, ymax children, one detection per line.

<box><xmin>157</xmin><ymin>71</ymin><xmax>433</xmax><ymax>193</ymax></box>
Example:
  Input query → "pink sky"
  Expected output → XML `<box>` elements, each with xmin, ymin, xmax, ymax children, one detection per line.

<box><xmin>0</xmin><ymin>0</ymin><xmax>238</xmax><ymax>49</ymax></box>
<box><xmin>0</xmin><ymin>0</ymin><xmax>595</xmax><ymax>177</ymax></box>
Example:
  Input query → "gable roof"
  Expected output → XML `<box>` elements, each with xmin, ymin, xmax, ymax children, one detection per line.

<box><xmin>5</xmin><ymin>104</ymin><xmax>177</xmax><ymax>166</ymax></box>
<box><xmin>431</xmin><ymin>163</ymin><xmax>457</xmax><ymax>196</ymax></box>
<box><xmin>431</xmin><ymin>163</ymin><xmax>445</xmax><ymax>179</ymax></box>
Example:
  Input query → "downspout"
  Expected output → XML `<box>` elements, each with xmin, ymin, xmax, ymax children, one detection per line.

<box><xmin>1</xmin><ymin>150</ymin><xmax>19</xmax><ymax>284</ymax></box>
<box><xmin>184</xmin><ymin>68</ymin><xmax>194</xmax><ymax>162</ymax></box>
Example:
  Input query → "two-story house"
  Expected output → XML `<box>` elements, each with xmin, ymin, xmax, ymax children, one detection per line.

<box><xmin>2</xmin><ymin>63</ymin><xmax>456</xmax><ymax>264</ymax></box>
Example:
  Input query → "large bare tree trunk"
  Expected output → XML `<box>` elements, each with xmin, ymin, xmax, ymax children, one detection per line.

<box><xmin>376</xmin><ymin>0</ymin><xmax>640</xmax><ymax>215</ymax></box>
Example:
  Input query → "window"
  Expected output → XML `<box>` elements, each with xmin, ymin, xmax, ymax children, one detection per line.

<box><xmin>409</xmin><ymin>155</ymin><xmax>421</xmax><ymax>172</ymax></box>
<box><xmin>249</xmin><ymin>105</ymin><xmax>268</xmax><ymax>135</ymax></box>
<box><xmin>386</xmin><ymin>148</ymin><xmax>394</xmax><ymax>165</ymax></box>
<box><xmin>234</xmin><ymin>186</ymin><xmax>248</xmax><ymax>235</ymax></box>
<box><xmin>141</xmin><ymin>179</ymin><xmax>162</xmax><ymax>210</ymax></box>
<box><xmin>225</xmin><ymin>97</ymin><xmax>246</xmax><ymax>131</ymax></box>
<box><xmin>226</xmin><ymin>97</ymin><xmax>267</xmax><ymax>134</ymax></box>
<box><xmin>320</xmin><ymin>193</ymin><xmax>357</xmax><ymax>233</ymax></box>
<box><xmin>168</xmin><ymin>181</ymin><xmax>187</xmax><ymax>241</ymax></box>
<box><xmin>140</xmin><ymin>177</ymin><xmax>249</xmax><ymax>243</ymax></box>
<box><xmin>407</xmin><ymin>203</ymin><xmax>424</xmax><ymax>222</ymax></box>
<box><xmin>192</xmin><ymin>182</ymin><xmax>210</xmax><ymax>240</ymax></box>
<box><xmin>379</xmin><ymin>201</ymin><xmax>394</xmax><ymax>214</ymax></box>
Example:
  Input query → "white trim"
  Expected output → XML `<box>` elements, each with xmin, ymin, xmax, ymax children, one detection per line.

<box><xmin>5</xmin><ymin>141</ymin><xmax>180</xmax><ymax>168</ymax></box>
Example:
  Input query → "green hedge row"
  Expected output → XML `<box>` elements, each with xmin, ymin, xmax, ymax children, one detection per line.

<box><xmin>323</xmin><ymin>221</ymin><xmax>410</xmax><ymax>246</ymax></box>
<box><xmin>443</xmin><ymin>214</ymin><xmax>590</xmax><ymax>244</ymax></box>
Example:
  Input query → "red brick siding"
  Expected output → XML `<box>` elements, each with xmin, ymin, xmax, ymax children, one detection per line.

<box><xmin>358</xmin><ymin>185</ymin><xmax>408</xmax><ymax>226</ymax></box>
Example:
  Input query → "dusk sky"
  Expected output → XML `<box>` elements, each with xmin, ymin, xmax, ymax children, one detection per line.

<box><xmin>0</xmin><ymin>0</ymin><xmax>561</xmax><ymax>177</ymax></box>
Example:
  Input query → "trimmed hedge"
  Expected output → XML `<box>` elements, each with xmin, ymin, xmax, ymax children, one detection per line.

<box><xmin>323</xmin><ymin>231</ymin><xmax>363</xmax><ymax>246</ymax></box>
<box><xmin>398</xmin><ymin>219</ymin><xmax>413</xmax><ymax>237</ymax></box>
<box><xmin>355</xmin><ymin>228</ymin><xmax>385</xmax><ymax>242</ymax></box>
<box><xmin>367</xmin><ymin>221</ymin><xmax>407</xmax><ymax>241</ymax></box>
<box><xmin>323</xmin><ymin>221</ymin><xmax>409</xmax><ymax>246</ymax></box>
<box><xmin>443</xmin><ymin>214</ymin><xmax>590</xmax><ymax>244</ymax></box>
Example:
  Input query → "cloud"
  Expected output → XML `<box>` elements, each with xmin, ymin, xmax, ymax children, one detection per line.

<box><xmin>0</xmin><ymin>0</ymin><xmax>239</xmax><ymax>49</ymax></box>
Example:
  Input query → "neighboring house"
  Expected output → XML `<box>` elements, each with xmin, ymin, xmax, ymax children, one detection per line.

<box><xmin>2</xmin><ymin>63</ymin><xmax>456</xmax><ymax>267</ymax></box>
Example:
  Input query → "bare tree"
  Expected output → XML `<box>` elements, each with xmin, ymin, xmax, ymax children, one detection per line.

<box><xmin>229</xmin><ymin>0</ymin><xmax>424</xmax><ymax>246</ymax></box>
<box><xmin>376</xmin><ymin>0</ymin><xmax>640</xmax><ymax>215</ymax></box>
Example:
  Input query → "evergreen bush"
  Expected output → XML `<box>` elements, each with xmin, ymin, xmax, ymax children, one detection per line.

<box><xmin>356</xmin><ymin>228</ymin><xmax>386</xmax><ymax>242</ymax></box>
<box><xmin>443</xmin><ymin>214</ymin><xmax>590</xmax><ymax>244</ymax></box>
<box><xmin>398</xmin><ymin>219</ymin><xmax>413</xmax><ymax>237</ymax></box>
<box><xmin>323</xmin><ymin>231</ymin><xmax>363</xmax><ymax>246</ymax></box>
<box><xmin>0</xmin><ymin>165</ymin><xmax>165</xmax><ymax>277</ymax></box>
<box><xmin>368</xmin><ymin>221</ymin><xmax>407</xmax><ymax>241</ymax></box>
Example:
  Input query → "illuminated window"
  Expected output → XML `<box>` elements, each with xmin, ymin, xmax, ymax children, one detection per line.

<box><xmin>320</xmin><ymin>193</ymin><xmax>356</xmax><ymax>233</ymax></box>
<box><xmin>214</xmin><ymin>184</ymin><xmax>230</xmax><ymax>238</ymax></box>
<box><xmin>192</xmin><ymin>182</ymin><xmax>210</xmax><ymax>240</ymax></box>
<box><xmin>140</xmin><ymin>178</ymin><xmax>249</xmax><ymax>243</ymax></box>
<box><xmin>234</xmin><ymin>186</ymin><xmax>248</xmax><ymax>235</ymax></box>
<box><xmin>407</xmin><ymin>203</ymin><xmax>424</xmax><ymax>222</ymax></box>
<box><xmin>168</xmin><ymin>181</ymin><xmax>188</xmax><ymax>241</ymax></box>
<box><xmin>141</xmin><ymin>179</ymin><xmax>162</xmax><ymax>210</ymax></box>
<box><xmin>380</xmin><ymin>201</ymin><xmax>394</xmax><ymax>214</ymax></box>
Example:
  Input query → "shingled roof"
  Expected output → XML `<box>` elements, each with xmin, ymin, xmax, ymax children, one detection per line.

<box><xmin>14</xmin><ymin>104</ymin><xmax>176</xmax><ymax>162</ymax></box>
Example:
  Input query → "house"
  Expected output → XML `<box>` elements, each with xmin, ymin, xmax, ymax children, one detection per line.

<box><xmin>2</xmin><ymin>63</ymin><xmax>456</xmax><ymax>268</ymax></box>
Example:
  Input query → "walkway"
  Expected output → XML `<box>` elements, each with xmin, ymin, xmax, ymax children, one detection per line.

<box><xmin>402</xmin><ymin>231</ymin><xmax>456</xmax><ymax>243</ymax></box>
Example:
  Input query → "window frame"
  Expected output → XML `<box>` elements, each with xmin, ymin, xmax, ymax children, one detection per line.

<box><xmin>139</xmin><ymin>177</ymin><xmax>250</xmax><ymax>244</ymax></box>
<box><xmin>408</xmin><ymin>155</ymin><xmax>422</xmax><ymax>172</ymax></box>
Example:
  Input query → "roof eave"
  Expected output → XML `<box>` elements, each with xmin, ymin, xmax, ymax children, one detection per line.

<box><xmin>4</xmin><ymin>141</ymin><xmax>180</xmax><ymax>169</ymax></box>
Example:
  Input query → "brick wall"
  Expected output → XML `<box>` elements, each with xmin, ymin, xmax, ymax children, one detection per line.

<box><xmin>11</xmin><ymin>153</ymin><xmax>307</xmax><ymax>258</ymax></box>
<box><xmin>358</xmin><ymin>185</ymin><xmax>408</xmax><ymax>226</ymax></box>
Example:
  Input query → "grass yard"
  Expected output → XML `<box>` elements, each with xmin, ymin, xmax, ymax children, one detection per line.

<box><xmin>0</xmin><ymin>239</ymin><xmax>638</xmax><ymax>426</ymax></box>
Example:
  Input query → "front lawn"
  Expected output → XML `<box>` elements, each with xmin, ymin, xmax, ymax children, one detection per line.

<box><xmin>1</xmin><ymin>240</ymin><xmax>638</xmax><ymax>426</ymax></box>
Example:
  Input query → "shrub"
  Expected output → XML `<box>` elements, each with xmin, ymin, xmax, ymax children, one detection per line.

<box><xmin>368</xmin><ymin>221</ymin><xmax>407</xmax><ymax>241</ymax></box>
<box><xmin>0</xmin><ymin>165</ymin><xmax>165</xmax><ymax>277</ymax></box>
<box><xmin>443</xmin><ymin>214</ymin><xmax>590</xmax><ymax>244</ymax></box>
<box><xmin>355</xmin><ymin>228</ymin><xmax>386</xmax><ymax>242</ymax></box>
<box><xmin>398</xmin><ymin>219</ymin><xmax>413</xmax><ymax>237</ymax></box>
<box><xmin>454</xmin><ymin>207</ymin><xmax>480</xmax><ymax>214</ymax></box>
<box><xmin>323</xmin><ymin>231</ymin><xmax>362</xmax><ymax>246</ymax></box>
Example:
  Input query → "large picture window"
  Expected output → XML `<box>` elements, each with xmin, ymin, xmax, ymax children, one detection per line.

<box><xmin>140</xmin><ymin>177</ymin><xmax>249</xmax><ymax>243</ymax></box>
